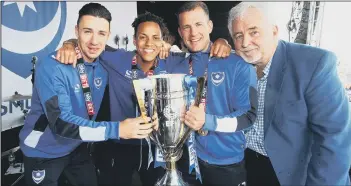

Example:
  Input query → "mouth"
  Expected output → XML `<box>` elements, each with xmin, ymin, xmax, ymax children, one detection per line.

<box><xmin>142</xmin><ymin>48</ymin><xmax>155</xmax><ymax>54</ymax></box>
<box><xmin>241</xmin><ymin>48</ymin><xmax>257</xmax><ymax>55</ymax></box>
<box><xmin>189</xmin><ymin>38</ymin><xmax>202</xmax><ymax>44</ymax></box>
<box><xmin>88</xmin><ymin>47</ymin><xmax>100</xmax><ymax>53</ymax></box>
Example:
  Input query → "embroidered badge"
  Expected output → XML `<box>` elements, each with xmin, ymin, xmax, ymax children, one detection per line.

<box><xmin>94</xmin><ymin>77</ymin><xmax>102</xmax><ymax>89</ymax></box>
<box><xmin>74</xmin><ymin>83</ymin><xmax>80</xmax><ymax>93</ymax></box>
<box><xmin>125</xmin><ymin>70</ymin><xmax>132</xmax><ymax>79</ymax></box>
<box><xmin>32</xmin><ymin>170</ymin><xmax>45</xmax><ymax>184</ymax></box>
<box><xmin>211</xmin><ymin>72</ymin><xmax>225</xmax><ymax>86</ymax></box>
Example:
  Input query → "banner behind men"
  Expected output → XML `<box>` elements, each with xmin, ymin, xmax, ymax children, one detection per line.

<box><xmin>1</xmin><ymin>2</ymin><xmax>137</xmax><ymax>131</ymax></box>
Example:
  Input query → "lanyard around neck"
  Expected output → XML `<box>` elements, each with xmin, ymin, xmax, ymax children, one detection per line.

<box><xmin>76</xmin><ymin>55</ymin><xmax>95</xmax><ymax>120</ymax></box>
<box><xmin>131</xmin><ymin>53</ymin><xmax>158</xmax><ymax>80</ymax></box>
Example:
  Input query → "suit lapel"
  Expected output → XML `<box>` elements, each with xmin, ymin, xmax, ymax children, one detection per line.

<box><xmin>264</xmin><ymin>40</ymin><xmax>288</xmax><ymax>136</ymax></box>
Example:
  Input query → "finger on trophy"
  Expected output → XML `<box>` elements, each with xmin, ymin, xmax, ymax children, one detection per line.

<box><xmin>184</xmin><ymin>118</ymin><xmax>195</xmax><ymax>130</ymax></box>
<box><xmin>180</xmin><ymin>113</ymin><xmax>185</xmax><ymax>123</ymax></box>
<box><xmin>138</xmin><ymin>116</ymin><xmax>151</xmax><ymax>124</ymax></box>
<box><xmin>152</xmin><ymin>119</ymin><xmax>159</xmax><ymax>131</ymax></box>
<box><xmin>151</xmin><ymin>112</ymin><xmax>159</xmax><ymax>130</ymax></box>
<box><xmin>152</xmin><ymin>123</ymin><xmax>159</xmax><ymax>131</ymax></box>
<box><xmin>199</xmin><ymin>103</ymin><xmax>205</xmax><ymax>110</ymax></box>
<box><xmin>137</xmin><ymin>129</ymin><xmax>153</xmax><ymax>139</ymax></box>
<box><xmin>139</xmin><ymin>127</ymin><xmax>153</xmax><ymax>134</ymax></box>
<box><xmin>139</xmin><ymin>123</ymin><xmax>154</xmax><ymax>130</ymax></box>
<box><xmin>185</xmin><ymin>110</ymin><xmax>196</xmax><ymax>122</ymax></box>
<box><xmin>177</xmin><ymin>104</ymin><xmax>186</xmax><ymax>122</ymax></box>
<box><xmin>152</xmin><ymin>112</ymin><xmax>158</xmax><ymax>121</ymax></box>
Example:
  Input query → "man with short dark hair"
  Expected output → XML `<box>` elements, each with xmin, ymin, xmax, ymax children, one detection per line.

<box><xmin>174</xmin><ymin>2</ymin><xmax>258</xmax><ymax>186</ymax></box>
<box><xmin>19</xmin><ymin>3</ymin><xmax>153</xmax><ymax>186</ymax></box>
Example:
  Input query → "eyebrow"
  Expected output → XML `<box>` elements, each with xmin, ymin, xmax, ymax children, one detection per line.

<box><xmin>248</xmin><ymin>26</ymin><xmax>258</xmax><ymax>31</ymax></box>
<box><xmin>233</xmin><ymin>26</ymin><xmax>258</xmax><ymax>37</ymax></box>
<box><xmin>138</xmin><ymin>33</ymin><xmax>161</xmax><ymax>37</ymax></box>
<box><xmin>82</xmin><ymin>27</ymin><xmax>108</xmax><ymax>34</ymax></box>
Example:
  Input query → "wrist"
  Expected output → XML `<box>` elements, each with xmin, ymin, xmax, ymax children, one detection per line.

<box><xmin>118</xmin><ymin>122</ymin><xmax>124</xmax><ymax>139</ymax></box>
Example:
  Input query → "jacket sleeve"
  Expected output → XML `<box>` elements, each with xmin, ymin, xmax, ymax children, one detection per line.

<box><xmin>305</xmin><ymin>51</ymin><xmax>351</xmax><ymax>185</ymax></box>
<box><xmin>100</xmin><ymin>47</ymin><xmax>128</xmax><ymax>72</ymax></box>
<box><xmin>35</xmin><ymin>56</ymin><xmax>120</xmax><ymax>142</ymax></box>
<box><xmin>203</xmin><ymin>61</ymin><xmax>258</xmax><ymax>132</ymax></box>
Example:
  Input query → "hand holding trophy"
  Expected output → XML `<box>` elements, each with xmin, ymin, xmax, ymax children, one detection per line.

<box><xmin>133</xmin><ymin>74</ymin><xmax>205</xmax><ymax>186</ymax></box>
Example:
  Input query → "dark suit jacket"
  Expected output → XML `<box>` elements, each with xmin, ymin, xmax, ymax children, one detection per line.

<box><xmin>264</xmin><ymin>40</ymin><xmax>351</xmax><ymax>185</ymax></box>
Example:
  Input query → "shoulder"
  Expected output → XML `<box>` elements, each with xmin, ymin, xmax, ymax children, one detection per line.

<box><xmin>277</xmin><ymin>41</ymin><xmax>338</xmax><ymax>82</ymax></box>
<box><xmin>101</xmin><ymin>47</ymin><xmax>129</xmax><ymax>60</ymax></box>
<box><xmin>36</xmin><ymin>51</ymin><xmax>67</xmax><ymax>74</ymax></box>
<box><xmin>100</xmin><ymin>48</ymin><xmax>134</xmax><ymax>70</ymax></box>
<box><xmin>211</xmin><ymin>52</ymin><xmax>249</xmax><ymax>69</ymax></box>
<box><xmin>35</xmin><ymin>51</ymin><xmax>75</xmax><ymax>85</ymax></box>
<box><xmin>283</xmin><ymin>40</ymin><xmax>337</xmax><ymax>67</ymax></box>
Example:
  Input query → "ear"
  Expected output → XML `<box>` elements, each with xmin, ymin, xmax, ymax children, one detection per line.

<box><xmin>273</xmin><ymin>25</ymin><xmax>279</xmax><ymax>37</ymax></box>
<box><xmin>178</xmin><ymin>27</ymin><xmax>183</xmax><ymax>39</ymax></box>
<box><xmin>133</xmin><ymin>35</ymin><xmax>136</xmax><ymax>46</ymax></box>
<box><xmin>75</xmin><ymin>25</ymin><xmax>79</xmax><ymax>38</ymax></box>
<box><xmin>208</xmin><ymin>20</ymin><xmax>213</xmax><ymax>34</ymax></box>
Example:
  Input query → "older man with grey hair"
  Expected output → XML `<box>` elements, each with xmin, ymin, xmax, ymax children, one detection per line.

<box><xmin>228</xmin><ymin>2</ymin><xmax>351</xmax><ymax>186</ymax></box>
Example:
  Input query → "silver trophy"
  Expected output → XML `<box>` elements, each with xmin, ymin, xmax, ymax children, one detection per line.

<box><xmin>133</xmin><ymin>74</ymin><xmax>205</xmax><ymax>186</ymax></box>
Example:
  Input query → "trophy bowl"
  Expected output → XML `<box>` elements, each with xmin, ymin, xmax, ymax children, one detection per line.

<box><xmin>133</xmin><ymin>74</ymin><xmax>195</xmax><ymax>186</ymax></box>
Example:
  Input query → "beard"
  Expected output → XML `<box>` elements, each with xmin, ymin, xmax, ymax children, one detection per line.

<box><xmin>239</xmin><ymin>52</ymin><xmax>262</xmax><ymax>65</ymax></box>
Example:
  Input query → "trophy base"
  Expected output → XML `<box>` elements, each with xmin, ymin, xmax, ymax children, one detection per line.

<box><xmin>155</xmin><ymin>167</ymin><xmax>188</xmax><ymax>186</ymax></box>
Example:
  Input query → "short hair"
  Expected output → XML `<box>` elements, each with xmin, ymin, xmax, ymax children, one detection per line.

<box><xmin>227</xmin><ymin>2</ymin><xmax>277</xmax><ymax>37</ymax></box>
<box><xmin>176</xmin><ymin>1</ymin><xmax>210</xmax><ymax>21</ymax></box>
<box><xmin>77</xmin><ymin>3</ymin><xmax>112</xmax><ymax>26</ymax></box>
<box><xmin>131</xmin><ymin>12</ymin><xmax>167</xmax><ymax>39</ymax></box>
<box><xmin>162</xmin><ymin>27</ymin><xmax>176</xmax><ymax>45</ymax></box>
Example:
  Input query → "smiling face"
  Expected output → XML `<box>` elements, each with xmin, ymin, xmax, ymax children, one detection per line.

<box><xmin>231</xmin><ymin>7</ymin><xmax>278</xmax><ymax>67</ymax></box>
<box><xmin>133</xmin><ymin>21</ymin><xmax>163</xmax><ymax>64</ymax></box>
<box><xmin>177</xmin><ymin>7</ymin><xmax>213</xmax><ymax>53</ymax></box>
<box><xmin>75</xmin><ymin>15</ymin><xmax>110</xmax><ymax>62</ymax></box>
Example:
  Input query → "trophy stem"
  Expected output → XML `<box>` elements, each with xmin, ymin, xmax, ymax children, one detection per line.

<box><xmin>166</xmin><ymin>161</ymin><xmax>176</xmax><ymax>170</ymax></box>
<box><xmin>155</xmin><ymin>161</ymin><xmax>188</xmax><ymax>186</ymax></box>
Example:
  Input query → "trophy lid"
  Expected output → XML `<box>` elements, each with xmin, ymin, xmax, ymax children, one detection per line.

<box><xmin>147</xmin><ymin>74</ymin><xmax>188</xmax><ymax>96</ymax></box>
<box><xmin>148</xmin><ymin>73</ymin><xmax>187</xmax><ymax>80</ymax></box>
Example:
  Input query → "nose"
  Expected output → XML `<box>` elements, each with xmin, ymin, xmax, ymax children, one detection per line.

<box><xmin>190</xmin><ymin>26</ymin><xmax>198</xmax><ymax>36</ymax></box>
<box><xmin>145</xmin><ymin>38</ymin><xmax>152</xmax><ymax>46</ymax></box>
<box><xmin>90</xmin><ymin>33</ymin><xmax>98</xmax><ymax>45</ymax></box>
<box><xmin>241</xmin><ymin>34</ymin><xmax>250</xmax><ymax>48</ymax></box>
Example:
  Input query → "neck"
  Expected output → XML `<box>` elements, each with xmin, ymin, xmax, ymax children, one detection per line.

<box><xmin>201</xmin><ymin>41</ymin><xmax>211</xmax><ymax>52</ymax></box>
<box><xmin>136</xmin><ymin>55</ymin><xmax>156</xmax><ymax>73</ymax></box>
<box><xmin>82</xmin><ymin>57</ymin><xmax>95</xmax><ymax>63</ymax></box>
<box><xmin>255</xmin><ymin>41</ymin><xmax>278</xmax><ymax>76</ymax></box>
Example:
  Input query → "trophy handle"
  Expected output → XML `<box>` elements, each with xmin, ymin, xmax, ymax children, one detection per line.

<box><xmin>133</xmin><ymin>79</ymin><xmax>155</xmax><ymax>124</ymax></box>
<box><xmin>176</xmin><ymin>76</ymin><xmax>207</xmax><ymax>150</ymax></box>
<box><xmin>193</xmin><ymin>76</ymin><xmax>206</xmax><ymax>107</ymax></box>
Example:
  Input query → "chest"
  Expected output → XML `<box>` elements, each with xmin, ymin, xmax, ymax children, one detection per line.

<box><xmin>70</xmin><ymin>64</ymin><xmax>107</xmax><ymax>108</ymax></box>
